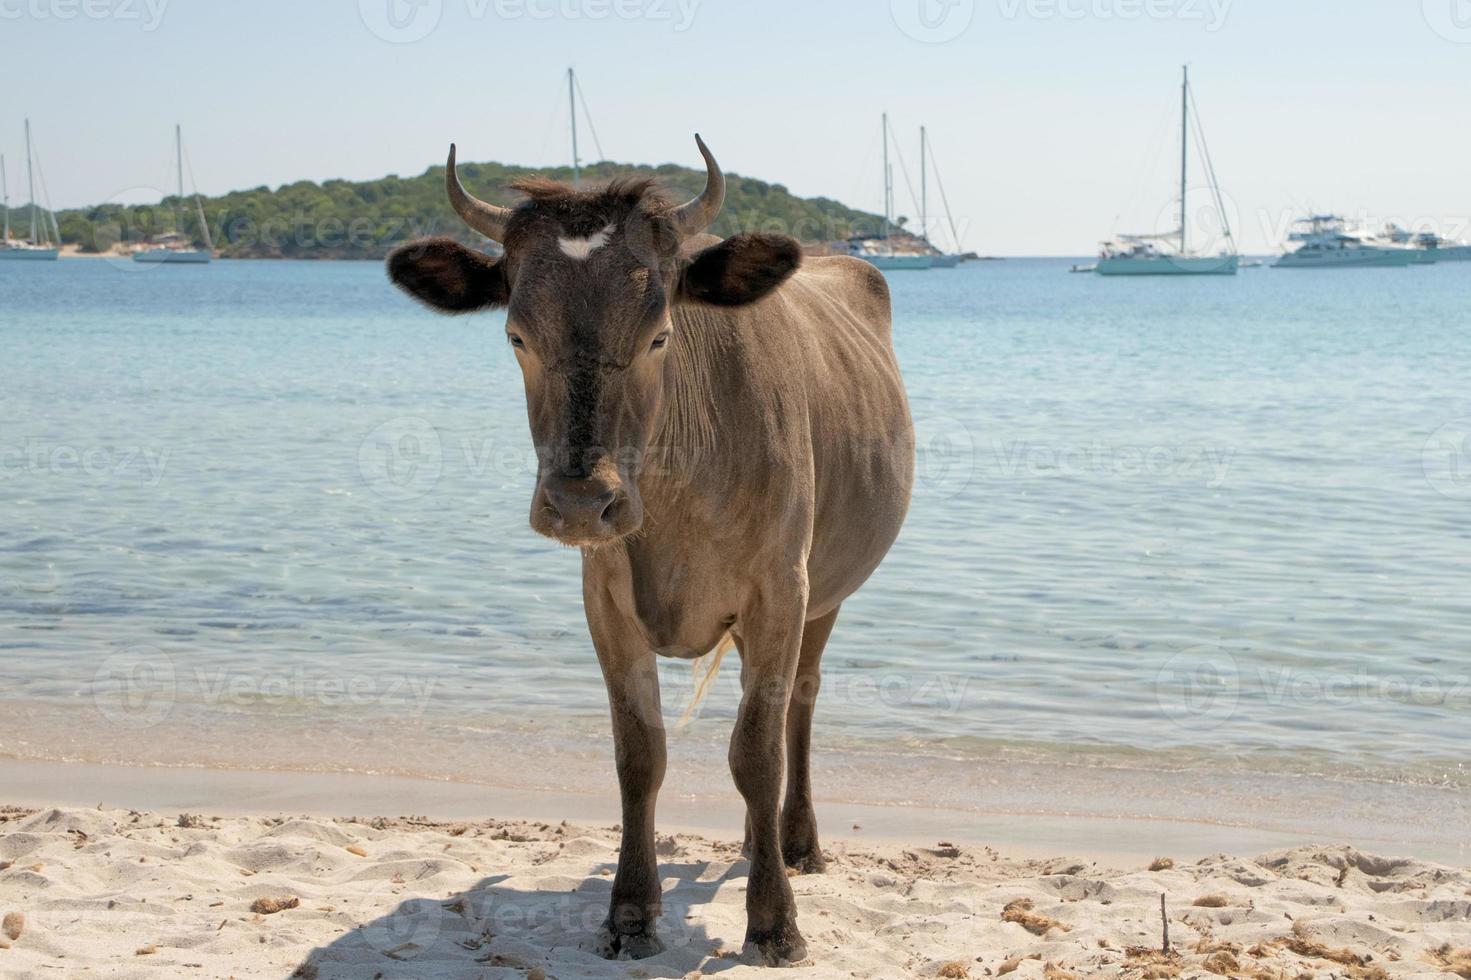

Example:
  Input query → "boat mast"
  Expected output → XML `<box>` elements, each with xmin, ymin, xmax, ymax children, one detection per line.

<box><xmin>920</xmin><ymin>125</ymin><xmax>927</xmax><ymax>248</ymax></box>
<box><xmin>25</xmin><ymin>119</ymin><xmax>37</xmax><ymax>243</ymax></box>
<box><xmin>568</xmin><ymin>67</ymin><xmax>581</xmax><ymax>187</ymax></box>
<box><xmin>881</xmin><ymin>112</ymin><xmax>890</xmax><ymax>240</ymax></box>
<box><xmin>1179</xmin><ymin>65</ymin><xmax>1188</xmax><ymax>255</ymax></box>
<box><xmin>1</xmin><ymin>154</ymin><xmax>9</xmax><ymax>241</ymax></box>
<box><xmin>174</xmin><ymin>123</ymin><xmax>188</xmax><ymax>242</ymax></box>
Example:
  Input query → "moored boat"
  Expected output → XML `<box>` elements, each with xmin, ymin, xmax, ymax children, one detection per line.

<box><xmin>917</xmin><ymin>125</ymin><xmax>962</xmax><ymax>268</ymax></box>
<box><xmin>133</xmin><ymin>125</ymin><xmax>213</xmax><ymax>264</ymax></box>
<box><xmin>1273</xmin><ymin>216</ymin><xmax>1414</xmax><ymax>269</ymax></box>
<box><xmin>1411</xmin><ymin>230</ymin><xmax>1471</xmax><ymax>262</ymax></box>
<box><xmin>0</xmin><ymin>122</ymin><xmax>60</xmax><ymax>262</ymax></box>
<box><xmin>853</xmin><ymin>113</ymin><xmax>932</xmax><ymax>272</ymax></box>
<box><xmin>1094</xmin><ymin>67</ymin><xmax>1239</xmax><ymax>277</ymax></box>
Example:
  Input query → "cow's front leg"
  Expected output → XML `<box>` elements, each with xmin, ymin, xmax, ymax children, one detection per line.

<box><xmin>730</xmin><ymin>587</ymin><xmax>808</xmax><ymax>965</ymax></box>
<box><xmin>782</xmin><ymin>604</ymin><xmax>839</xmax><ymax>874</ymax></box>
<box><xmin>587</xmin><ymin>594</ymin><xmax>667</xmax><ymax>960</ymax></box>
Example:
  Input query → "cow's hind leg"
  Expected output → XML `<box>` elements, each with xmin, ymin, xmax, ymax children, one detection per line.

<box><xmin>587</xmin><ymin>594</ymin><xmax>667</xmax><ymax>960</ymax></box>
<box><xmin>730</xmin><ymin>585</ymin><xmax>808</xmax><ymax>965</ymax></box>
<box><xmin>782</xmin><ymin>604</ymin><xmax>838</xmax><ymax>874</ymax></box>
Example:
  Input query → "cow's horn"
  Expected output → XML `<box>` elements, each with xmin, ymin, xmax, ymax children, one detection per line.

<box><xmin>446</xmin><ymin>143</ymin><xmax>512</xmax><ymax>242</ymax></box>
<box><xmin>671</xmin><ymin>134</ymin><xmax>725</xmax><ymax>238</ymax></box>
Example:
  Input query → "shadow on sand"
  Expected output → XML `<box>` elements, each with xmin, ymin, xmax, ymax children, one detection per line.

<box><xmin>289</xmin><ymin>857</ymin><xmax>752</xmax><ymax>979</ymax></box>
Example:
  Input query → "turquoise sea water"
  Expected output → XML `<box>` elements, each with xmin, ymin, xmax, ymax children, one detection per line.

<box><xmin>2</xmin><ymin>257</ymin><xmax>1469</xmax><ymax>800</ymax></box>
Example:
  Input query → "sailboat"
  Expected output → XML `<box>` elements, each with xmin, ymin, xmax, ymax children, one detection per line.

<box><xmin>851</xmin><ymin>114</ymin><xmax>932</xmax><ymax>271</ymax></box>
<box><xmin>1095</xmin><ymin>67</ymin><xmax>1239</xmax><ymax>276</ymax></box>
<box><xmin>0</xmin><ymin>121</ymin><xmax>61</xmax><ymax>261</ymax></box>
<box><xmin>133</xmin><ymin>125</ymin><xmax>212</xmax><ymax>264</ymax></box>
<box><xmin>919</xmin><ymin>125</ymin><xmax>961</xmax><ymax>267</ymax></box>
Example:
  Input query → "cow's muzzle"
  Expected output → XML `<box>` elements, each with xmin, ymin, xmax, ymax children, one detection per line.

<box><xmin>532</xmin><ymin>472</ymin><xmax>640</xmax><ymax>546</ymax></box>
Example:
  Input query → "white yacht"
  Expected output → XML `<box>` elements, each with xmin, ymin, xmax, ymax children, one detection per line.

<box><xmin>133</xmin><ymin>125</ymin><xmax>213</xmax><ymax>264</ymax></box>
<box><xmin>1377</xmin><ymin>224</ymin><xmax>1436</xmax><ymax>264</ymax></box>
<box><xmin>1411</xmin><ymin>230</ymin><xmax>1471</xmax><ymax>262</ymax></box>
<box><xmin>1273</xmin><ymin>216</ymin><xmax>1414</xmax><ymax>269</ymax></box>
<box><xmin>849</xmin><ymin>239</ymin><xmax>932</xmax><ymax>270</ymax></box>
<box><xmin>1096</xmin><ymin>67</ymin><xmax>1239</xmax><ymax>276</ymax></box>
<box><xmin>0</xmin><ymin>121</ymin><xmax>61</xmax><ymax>261</ymax></box>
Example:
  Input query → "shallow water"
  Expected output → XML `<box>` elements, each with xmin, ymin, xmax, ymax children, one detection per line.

<box><xmin>2</xmin><ymin>256</ymin><xmax>1469</xmax><ymax>799</ymax></box>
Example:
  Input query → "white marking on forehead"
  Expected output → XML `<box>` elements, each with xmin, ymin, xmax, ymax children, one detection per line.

<box><xmin>558</xmin><ymin>222</ymin><xmax>616</xmax><ymax>260</ymax></box>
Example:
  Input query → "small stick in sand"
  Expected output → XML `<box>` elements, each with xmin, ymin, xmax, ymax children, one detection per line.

<box><xmin>1160</xmin><ymin>894</ymin><xmax>1170</xmax><ymax>953</ymax></box>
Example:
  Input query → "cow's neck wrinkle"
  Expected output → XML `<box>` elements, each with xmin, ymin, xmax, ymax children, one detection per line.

<box><xmin>649</xmin><ymin>303</ymin><xmax>726</xmax><ymax>495</ymax></box>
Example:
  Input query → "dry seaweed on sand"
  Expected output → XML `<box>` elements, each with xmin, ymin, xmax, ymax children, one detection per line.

<box><xmin>1428</xmin><ymin>944</ymin><xmax>1471</xmax><ymax>978</ymax></box>
<box><xmin>1002</xmin><ymin>897</ymin><xmax>1070</xmax><ymax>936</ymax></box>
<box><xmin>250</xmin><ymin>896</ymin><xmax>300</xmax><ymax>915</ymax></box>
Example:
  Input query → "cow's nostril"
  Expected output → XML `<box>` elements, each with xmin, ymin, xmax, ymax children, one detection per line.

<box><xmin>600</xmin><ymin>495</ymin><xmax>624</xmax><ymax>526</ymax></box>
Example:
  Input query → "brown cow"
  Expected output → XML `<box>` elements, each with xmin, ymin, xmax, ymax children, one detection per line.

<box><xmin>387</xmin><ymin>137</ymin><xmax>913</xmax><ymax>965</ymax></box>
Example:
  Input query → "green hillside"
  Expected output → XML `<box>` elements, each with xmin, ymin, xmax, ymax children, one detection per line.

<box><xmin>52</xmin><ymin>159</ymin><xmax>886</xmax><ymax>259</ymax></box>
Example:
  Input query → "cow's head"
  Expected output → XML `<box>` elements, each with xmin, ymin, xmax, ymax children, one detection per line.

<box><xmin>388</xmin><ymin>137</ymin><xmax>800</xmax><ymax>547</ymax></box>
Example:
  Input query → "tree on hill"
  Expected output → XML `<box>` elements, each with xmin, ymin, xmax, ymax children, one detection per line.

<box><xmin>52</xmin><ymin>158</ymin><xmax>887</xmax><ymax>259</ymax></box>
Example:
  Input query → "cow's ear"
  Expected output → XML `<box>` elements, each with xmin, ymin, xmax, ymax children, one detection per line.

<box><xmin>676</xmin><ymin>232</ymin><xmax>801</xmax><ymax>307</ymax></box>
<box><xmin>387</xmin><ymin>237</ymin><xmax>509</xmax><ymax>314</ymax></box>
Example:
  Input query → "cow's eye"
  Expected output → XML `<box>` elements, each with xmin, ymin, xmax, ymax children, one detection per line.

<box><xmin>650</xmin><ymin>333</ymin><xmax>670</xmax><ymax>352</ymax></box>
<box><xmin>508</xmin><ymin>333</ymin><xmax>525</xmax><ymax>349</ymax></box>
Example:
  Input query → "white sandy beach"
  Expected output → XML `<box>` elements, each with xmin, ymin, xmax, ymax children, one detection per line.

<box><xmin>1</xmin><ymin>801</ymin><xmax>1468</xmax><ymax>979</ymax></box>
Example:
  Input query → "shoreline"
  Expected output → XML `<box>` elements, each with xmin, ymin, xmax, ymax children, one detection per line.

<box><xmin>4</xmin><ymin>756</ymin><xmax>1467</xmax><ymax>868</ymax></box>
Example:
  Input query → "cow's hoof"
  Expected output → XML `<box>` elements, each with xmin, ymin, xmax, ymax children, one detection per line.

<box><xmin>782</xmin><ymin>847</ymin><xmax>827</xmax><ymax>875</ymax></box>
<box><xmin>742</xmin><ymin>925</ymin><xmax>807</xmax><ymax>966</ymax></box>
<box><xmin>592</xmin><ymin>922</ymin><xmax>664</xmax><ymax>960</ymax></box>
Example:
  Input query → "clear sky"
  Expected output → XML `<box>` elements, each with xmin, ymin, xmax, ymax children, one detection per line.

<box><xmin>7</xmin><ymin>0</ymin><xmax>1470</xmax><ymax>254</ymax></box>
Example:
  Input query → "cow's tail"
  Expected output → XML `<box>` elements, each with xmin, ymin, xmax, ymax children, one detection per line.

<box><xmin>674</xmin><ymin>632</ymin><xmax>733</xmax><ymax>729</ymax></box>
